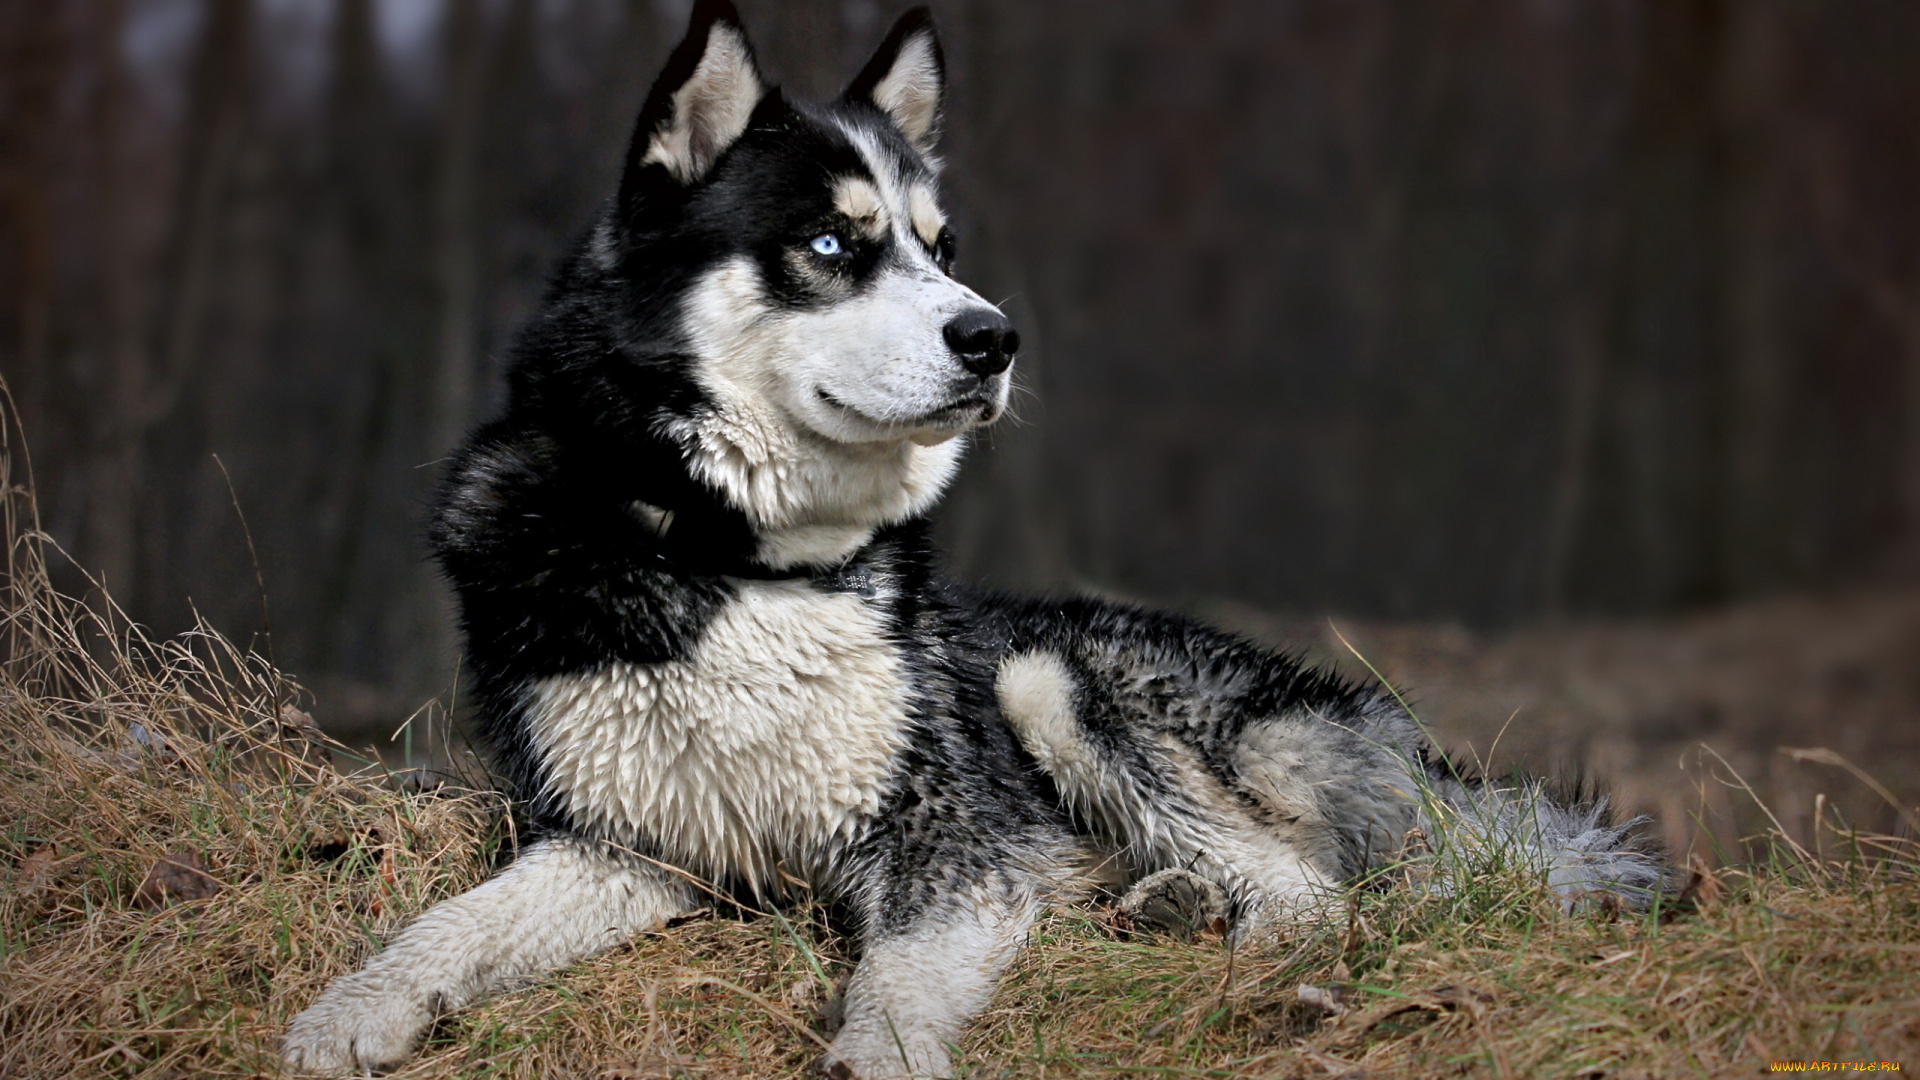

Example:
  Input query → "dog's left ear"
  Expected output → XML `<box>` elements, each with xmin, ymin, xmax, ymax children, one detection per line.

<box><xmin>623</xmin><ymin>0</ymin><xmax>764</xmax><ymax>193</ymax></box>
<box><xmin>843</xmin><ymin>7</ymin><xmax>944</xmax><ymax>154</ymax></box>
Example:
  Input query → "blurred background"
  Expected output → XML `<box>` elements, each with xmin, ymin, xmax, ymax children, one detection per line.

<box><xmin>3</xmin><ymin>0</ymin><xmax>1918</xmax><ymax>856</ymax></box>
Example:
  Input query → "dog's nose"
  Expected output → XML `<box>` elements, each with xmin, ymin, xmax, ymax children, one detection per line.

<box><xmin>943</xmin><ymin>309</ymin><xmax>1019</xmax><ymax>377</ymax></box>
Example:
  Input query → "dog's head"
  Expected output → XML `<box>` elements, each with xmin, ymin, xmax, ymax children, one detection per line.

<box><xmin>568</xmin><ymin>1</ymin><xmax>1013</xmax><ymax>558</ymax></box>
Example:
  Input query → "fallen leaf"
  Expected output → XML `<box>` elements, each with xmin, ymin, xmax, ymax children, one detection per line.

<box><xmin>277</xmin><ymin>704</ymin><xmax>334</xmax><ymax>770</ymax></box>
<box><xmin>1321</xmin><ymin>982</ymin><xmax>1498</xmax><ymax>1047</ymax></box>
<box><xmin>1430</xmin><ymin>983</ymin><xmax>1496</xmax><ymax>1022</ymax></box>
<box><xmin>1298</xmin><ymin>983</ymin><xmax>1348</xmax><ymax>1017</ymax></box>
<box><xmin>1298</xmin><ymin>1047</ymin><xmax>1369</xmax><ymax>1078</ymax></box>
<box><xmin>1681</xmin><ymin>854</ymin><xmax>1723</xmax><ymax>905</ymax></box>
<box><xmin>15</xmin><ymin>845</ymin><xmax>62</xmax><ymax>892</ymax></box>
<box><xmin>133</xmin><ymin>848</ymin><xmax>221</xmax><ymax>909</ymax></box>
<box><xmin>785</xmin><ymin>975</ymin><xmax>823</xmax><ymax>1012</ymax></box>
<box><xmin>600</xmin><ymin>1057</ymin><xmax>686</xmax><ymax>1080</ymax></box>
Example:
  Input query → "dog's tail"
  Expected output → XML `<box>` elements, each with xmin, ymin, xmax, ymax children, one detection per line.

<box><xmin>1412</xmin><ymin>765</ymin><xmax>1672</xmax><ymax>909</ymax></box>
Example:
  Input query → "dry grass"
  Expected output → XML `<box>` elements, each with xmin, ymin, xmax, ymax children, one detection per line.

<box><xmin>4</xmin><ymin>413</ymin><xmax>1918</xmax><ymax>1078</ymax></box>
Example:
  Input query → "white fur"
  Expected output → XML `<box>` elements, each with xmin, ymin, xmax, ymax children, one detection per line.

<box><xmin>643</xmin><ymin>24</ymin><xmax>762</xmax><ymax>184</ymax></box>
<box><xmin>283</xmin><ymin>837</ymin><xmax>692</xmax><ymax>1075</ymax></box>
<box><xmin>589</xmin><ymin>217</ymin><xmax>620</xmax><ymax>271</ymax></box>
<box><xmin>667</xmin><ymin>256</ymin><xmax>981</xmax><ymax>552</ymax></box>
<box><xmin>524</xmin><ymin>578</ymin><xmax>909</xmax><ymax>891</ymax></box>
<box><xmin>907</xmin><ymin>184</ymin><xmax>947</xmax><ymax>247</ymax></box>
<box><xmin>994</xmin><ymin>650</ymin><xmax>1098</xmax><ymax>777</ymax></box>
<box><xmin>996</xmin><ymin>652</ymin><xmax>1330</xmax><ymax>930</ymax></box>
<box><xmin>756</xmin><ymin>523</ymin><xmax>878</xmax><ymax>569</ymax></box>
<box><xmin>658</xmin><ymin>113</ymin><xmax>1003</xmax><ymax>562</ymax></box>
<box><xmin>825</xmin><ymin>896</ymin><xmax>1038</xmax><ymax>1080</ymax></box>
<box><xmin>835</xmin><ymin>176</ymin><xmax>890</xmax><ymax>239</ymax></box>
<box><xmin>867</xmin><ymin>29</ymin><xmax>943</xmax><ymax>153</ymax></box>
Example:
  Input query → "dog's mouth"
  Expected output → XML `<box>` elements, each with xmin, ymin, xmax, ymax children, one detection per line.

<box><xmin>816</xmin><ymin>388</ymin><xmax>1000</xmax><ymax>433</ymax></box>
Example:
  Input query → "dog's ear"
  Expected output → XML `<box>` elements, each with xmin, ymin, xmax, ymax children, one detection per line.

<box><xmin>844</xmin><ymin>7</ymin><xmax>944</xmax><ymax>154</ymax></box>
<box><xmin>623</xmin><ymin>0</ymin><xmax>763</xmax><ymax>191</ymax></box>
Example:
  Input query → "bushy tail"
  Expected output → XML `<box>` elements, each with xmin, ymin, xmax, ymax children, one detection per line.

<box><xmin>1416</xmin><ymin>769</ymin><xmax>1672</xmax><ymax>909</ymax></box>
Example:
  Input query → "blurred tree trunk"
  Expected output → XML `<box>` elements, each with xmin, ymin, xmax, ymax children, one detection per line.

<box><xmin>138</xmin><ymin>0</ymin><xmax>252</xmax><ymax>616</ymax></box>
<box><xmin>935</xmin><ymin>0</ymin><xmax>1072</xmax><ymax>590</ymax></box>
<box><xmin>1713</xmin><ymin>6</ymin><xmax>1789</xmax><ymax>593</ymax></box>
<box><xmin>149</xmin><ymin>0</ymin><xmax>251</xmax><ymax>431</ymax></box>
<box><xmin>0</xmin><ymin>5</ymin><xmax>63</xmax><ymax>444</ymax></box>
<box><xmin>1678</xmin><ymin>0</ymin><xmax>1738</xmax><ymax>609</ymax></box>
<box><xmin>1541</xmin><ymin>284</ymin><xmax>1610</xmax><ymax>618</ymax></box>
<box><xmin>1573</xmin><ymin>0</ymin><xmax>1733</xmax><ymax>611</ymax></box>
<box><xmin>311</xmin><ymin>0</ymin><xmax>398</xmax><ymax>674</ymax></box>
<box><xmin>87</xmin><ymin>0</ymin><xmax>144</xmax><ymax>602</ymax></box>
<box><xmin>429</xmin><ymin>0</ymin><xmax>487</xmax><ymax>461</ymax></box>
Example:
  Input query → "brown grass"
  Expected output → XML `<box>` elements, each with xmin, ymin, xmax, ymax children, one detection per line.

<box><xmin>4</xmin><ymin>411</ymin><xmax>1918</xmax><ymax>1079</ymax></box>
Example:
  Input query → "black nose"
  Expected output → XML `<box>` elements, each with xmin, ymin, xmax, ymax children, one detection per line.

<box><xmin>943</xmin><ymin>309</ymin><xmax>1020</xmax><ymax>377</ymax></box>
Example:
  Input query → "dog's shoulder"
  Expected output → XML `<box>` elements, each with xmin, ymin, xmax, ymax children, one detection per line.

<box><xmin>428</xmin><ymin>420</ymin><xmax>563</xmax><ymax>560</ymax></box>
<box><xmin>430</xmin><ymin>421</ymin><xmax>739</xmax><ymax>674</ymax></box>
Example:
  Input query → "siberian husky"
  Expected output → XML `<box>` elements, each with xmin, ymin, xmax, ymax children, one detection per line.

<box><xmin>283</xmin><ymin>4</ymin><xmax>1664</xmax><ymax>1076</ymax></box>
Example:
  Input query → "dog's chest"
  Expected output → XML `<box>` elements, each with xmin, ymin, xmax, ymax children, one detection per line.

<box><xmin>524</xmin><ymin>578</ymin><xmax>909</xmax><ymax>886</ymax></box>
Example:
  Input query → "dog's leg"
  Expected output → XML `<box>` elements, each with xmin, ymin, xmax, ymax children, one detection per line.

<box><xmin>283</xmin><ymin>835</ymin><xmax>693</xmax><ymax>1076</ymax></box>
<box><xmin>822</xmin><ymin>890</ymin><xmax>1039</xmax><ymax>1080</ymax></box>
<box><xmin>997</xmin><ymin>649</ymin><xmax>1335</xmax><ymax>927</ymax></box>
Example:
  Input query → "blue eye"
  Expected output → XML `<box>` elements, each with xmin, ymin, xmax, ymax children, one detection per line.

<box><xmin>809</xmin><ymin>233</ymin><xmax>843</xmax><ymax>256</ymax></box>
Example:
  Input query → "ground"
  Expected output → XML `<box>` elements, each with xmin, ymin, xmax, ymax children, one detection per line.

<box><xmin>3</xmin><ymin>460</ymin><xmax>1918</xmax><ymax>1077</ymax></box>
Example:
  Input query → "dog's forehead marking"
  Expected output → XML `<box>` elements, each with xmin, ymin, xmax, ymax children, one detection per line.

<box><xmin>907</xmin><ymin>185</ymin><xmax>946</xmax><ymax>248</ymax></box>
<box><xmin>833</xmin><ymin>176</ymin><xmax>889</xmax><ymax>241</ymax></box>
<box><xmin>836</xmin><ymin>117</ymin><xmax>945</xmax><ymax>259</ymax></box>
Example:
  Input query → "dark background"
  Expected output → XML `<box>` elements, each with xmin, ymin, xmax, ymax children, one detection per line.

<box><xmin>5</xmin><ymin>1</ymin><xmax>1920</xmax><ymax>842</ymax></box>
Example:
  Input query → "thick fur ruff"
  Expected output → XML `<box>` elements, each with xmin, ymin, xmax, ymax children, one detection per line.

<box><xmin>283</xmin><ymin>4</ymin><xmax>1664</xmax><ymax>1077</ymax></box>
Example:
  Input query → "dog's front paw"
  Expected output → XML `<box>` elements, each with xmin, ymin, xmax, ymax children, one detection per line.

<box><xmin>821</xmin><ymin>1032</ymin><xmax>951</xmax><ymax>1080</ymax></box>
<box><xmin>282</xmin><ymin>975</ymin><xmax>435</xmax><ymax>1076</ymax></box>
<box><xmin>1115</xmin><ymin>868</ymin><xmax>1229</xmax><ymax>941</ymax></box>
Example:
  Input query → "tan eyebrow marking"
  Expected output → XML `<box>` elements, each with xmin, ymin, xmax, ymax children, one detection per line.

<box><xmin>908</xmin><ymin>185</ymin><xmax>947</xmax><ymax>248</ymax></box>
<box><xmin>832</xmin><ymin>176</ymin><xmax>889</xmax><ymax>240</ymax></box>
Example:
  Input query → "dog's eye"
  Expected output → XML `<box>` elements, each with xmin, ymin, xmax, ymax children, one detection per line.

<box><xmin>809</xmin><ymin>233</ymin><xmax>845</xmax><ymax>257</ymax></box>
<box><xmin>932</xmin><ymin>227</ymin><xmax>956</xmax><ymax>271</ymax></box>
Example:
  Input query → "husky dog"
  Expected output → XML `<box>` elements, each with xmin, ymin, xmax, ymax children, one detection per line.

<box><xmin>283</xmin><ymin>4</ymin><xmax>1663</xmax><ymax>1077</ymax></box>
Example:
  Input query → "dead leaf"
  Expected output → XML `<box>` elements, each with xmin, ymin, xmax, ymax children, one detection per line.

<box><xmin>16</xmin><ymin>845</ymin><xmax>61</xmax><ymax>892</ymax></box>
<box><xmin>599</xmin><ymin>1056</ymin><xmax>688</xmax><ymax>1080</ymax></box>
<box><xmin>133</xmin><ymin>848</ymin><xmax>221</xmax><ymax>910</ymax></box>
<box><xmin>1298</xmin><ymin>983</ymin><xmax>1349</xmax><ymax>1017</ymax></box>
<box><xmin>785</xmin><ymin>976</ymin><xmax>822</xmax><ymax>1012</ymax></box>
<box><xmin>1660</xmin><ymin>855</ymin><xmax>1724</xmax><ymax>923</ymax></box>
<box><xmin>277</xmin><ymin>704</ymin><xmax>334</xmax><ymax>770</ymax></box>
<box><xmin>1681</xmin><ymin>854</ymin><xmax>1723</xmax><ymax>905</ymax></box>
<box><xmin>1430</xmin><ymin>983</ymin><xmax>1496</xmax><ymax>1022</ymax></box>
<box><xmin>663</xmin><ymin>906</ymin><xmax>713</xmax><ymax>929</ymax></box>
<box><xmin>306</xmin><ymin>831</ymin><xmax>353</xmax><ymax>863</ymax></box>
<box><xmin>1321</xmin><ymin>983</ymin><xmax>1498</xmax><ymax>1047</ymax></box>
<box><xmin>1298</xmin><ymin>1047</ymin><xmax>1369</xmax><ymax>1078</ymax></box>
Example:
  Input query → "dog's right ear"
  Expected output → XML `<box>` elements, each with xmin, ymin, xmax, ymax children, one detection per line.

<box><xmin>844</xmin><ymin>8</ymin><xmax>944</xmax><ymax>154</ymax></box>
<box><xmin>620</xmin><ymin>0</ymin><xmax>763</xmax><ymax>199</ymax></box>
